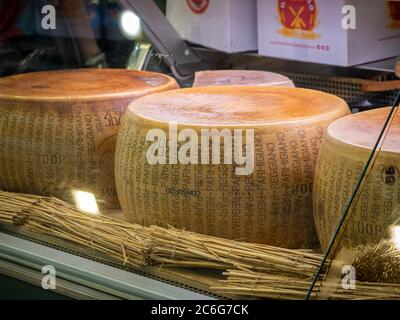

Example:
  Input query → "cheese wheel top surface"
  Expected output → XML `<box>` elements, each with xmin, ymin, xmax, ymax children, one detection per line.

<box><xmin>129</xmin><ymin>86</ymin><xmax>349</xmax><ymax>127</ymax></box>
<box><xmin>0</xmin><ymin>69</ymin><xmax>178</xmax><ymax>101</ymax></box>
<box><xmin>327</xmin><ymin>107</ymin><xmax>400</xmax><ymax>153</ymax></box>
<box><xmin>193</xmin><ymin>70</ymin><xmax>294</xmax><ymax>87</ymax></box>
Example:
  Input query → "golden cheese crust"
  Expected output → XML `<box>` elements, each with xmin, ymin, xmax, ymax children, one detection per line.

<box><xmin>192</xmin><ymin>70</ymin><xmax>294</xmax><ymax>88</ymax></box>
<box><xmin>116</xmin><ymin>86</ymin><xmax>351</xmax><ymax>247</ymax></box>
<box><xmin>128</xmin><ymin>86</ymin><xmax>349</xmax><ymax>126</ymax></box>
<box><xmin>314</xmin><ymin>107</ymin><xmax>400</xmax><ymax>250</ymax></box>
<box><xmin>0</xmin><ymin>69</ymin><xmax>178</xmax><ymax>101</ymax></box>
<box><xmin>327</xmin><ymin>107</ymin><xmax>400</xmax><ymax>154</ymax></box>
<box><xmin>0</xmin><ymin>69</ymin><xmax>179</xmax><ymax>209</ymax></box>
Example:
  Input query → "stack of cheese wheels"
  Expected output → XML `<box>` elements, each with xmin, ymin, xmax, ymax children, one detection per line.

<box><xmin>115</xmin><ymin>86</ymin><xmax>350</xmax><ymax>248</ymax></box>
<box><xmin>193</xmin><ymin>70</ymin><xmax>294</xmax><ymax>87</ymax></box>
<box><xmin>314</xmin><ymin>107</ymin><xmax>400</xmax><ymax>250</ymax></box>
<box><xmin>0</xmin><ymin>69</ymin><xmax>178</xmax><ymax>209</ymax></box>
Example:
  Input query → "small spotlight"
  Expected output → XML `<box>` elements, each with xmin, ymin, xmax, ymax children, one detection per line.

<box><xmin>119</xmin><ymin>10</ymin><xmax>142</xmax><ymax>40</ymax></box>
<box><xmin>392</xmin><ymin>226</ymin><xmax>400</xmax><ymax>250</ymax></box>
<box><xmin>74</xmin><ymin>191</ymin><xmax>99</xmax><ymax>215</ymax></box>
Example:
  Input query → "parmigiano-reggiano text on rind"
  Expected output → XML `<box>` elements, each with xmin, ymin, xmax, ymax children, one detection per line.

<box><xmin>314</xmin><ymin>107</ymin><xmax>400</xmax><ymax>250</ymax></box>
<box><xmin>0</xmin><ymin>69</ymin><xmax>179</xmax><ymax>209</ymax></box>
<box><xmin>115</xmin><ymin>86</ymin><xmax>350</xmax><ymax>248</ymax></box>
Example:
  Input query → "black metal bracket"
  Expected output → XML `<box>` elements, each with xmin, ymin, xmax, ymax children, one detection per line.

<box><xmin>117</xmin><ymin>0</ymin><xmax>203</xmax><ymax>78</ymax></box>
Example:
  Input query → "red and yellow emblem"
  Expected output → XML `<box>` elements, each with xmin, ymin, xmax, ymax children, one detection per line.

<box><xmin>187</xmin><ymin>0</ymin><xmax>209</xmax><ymax>14</ymax></box>
<box><xmin>277</xmin><ymin>0</ymin><xmax>320</xmax><ymax>39</ymax></box>
<box><xmin>387</xmin><ymin>0</ymin><xmax>400</xmax><ymax>29</ymax></box>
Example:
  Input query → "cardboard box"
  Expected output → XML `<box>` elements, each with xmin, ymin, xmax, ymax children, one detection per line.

<box><xmin>257</xmin><ymin>0</ymin><xmax>400</xmax><ymax>66</ymax></box>
<box><xmin>166</xmin><ymin>0</ymin><xmax>258</xmax><ymax>53</ymax></box>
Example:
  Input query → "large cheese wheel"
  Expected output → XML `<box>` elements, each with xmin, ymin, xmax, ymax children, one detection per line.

<box><xmin>193</xmin><ymin>70</ymin><xmax>294</xmax><ymax>87</ymax></box>
<box><xmin>314</xmin><ymin>107</ymin><xmax>400</xmax><ymax>250</ymax></box>
<box><xmin>0</xmin><ymin>69</ymin><xmax>178</xmax><ymax>208</ymax></box>
<box><xmin>115</xmin><ymin>86</ymin><xmax>350</xmax><ymax>248</ymax></box>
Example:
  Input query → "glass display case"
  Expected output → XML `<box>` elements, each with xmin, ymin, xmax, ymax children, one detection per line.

<box><xmin>0</xmin><ymin>0</ymin><xmax>399</xmax><ymax>300</ymax></box>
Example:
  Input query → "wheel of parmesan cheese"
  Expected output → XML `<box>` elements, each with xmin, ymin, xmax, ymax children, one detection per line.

<box><xmin>0</xmin><ymin>69</ymin><xmax>178</xmax><ymax>209</ymax></box>
<box><xmin>115</xmin><ymin>86</ymin><xmax>350</xmax><ymax>247</ymax></box>
<box><xmin>193</xmin><ymin>70</ymin><xmax>294</xmax><ymax>87</ymax></box>
<box><xmin>314</xmin><ymin>107</ymin><xmax>400</xmax><ymax>250</ymax></box>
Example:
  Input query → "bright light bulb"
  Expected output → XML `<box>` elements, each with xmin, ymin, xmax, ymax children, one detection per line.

<box><xmin>74</xmin><ymin>191</ymin><xmax>99</xmax><ymax>215</ymax></box>
<box><xmin>392</xmin><ymin>226</ymin><xmax>400</xmax><ymax>250</ymax></box>
<box><xmin>120</xmin><ymin>11</ymin><xmax>142</xmax><ymax>39</ymax></box>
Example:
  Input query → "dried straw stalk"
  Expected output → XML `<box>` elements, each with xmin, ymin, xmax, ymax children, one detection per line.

<box><xmin>0</xmin><ymin>190</ymin><xmax>325</xmax><ymax>278</ymax></box>
<box><xmin>213</xmin><ymin>270</ymin><xmax>400</xmax><ymax>300</ymax></box>
<box><xmin>0</xmin><ymin>190</ymin><xmax>150</xmax><ymax>268</ymax></box>
<box><xmin>149</xmin><ymin>225</ymin><xmax>324</xmax><ymax>278</ymax></box>
<box><xmin>2</xmin><ymin>190</ymin><xmax>400</xmax><ymax>300</ymax></box>
<box><xmin>353</xmin><ymin>239</ymin><xmax>400</xmax><ymax>284</ymax></box>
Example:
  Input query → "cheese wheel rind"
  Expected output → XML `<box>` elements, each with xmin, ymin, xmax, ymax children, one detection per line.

<box><xmin>313</xmin><ymin>107</ymin><xmax>400</xmax><ymax>250</ymax></box>
<box><xmin>115</xmin><ymin>86</ymin><xmax>350</xmax><ymax>247</ymax></box>
<box><xmin>0</xmin><ymin>69</ymin><xmax>179</xmax><ymax>208</ymax></box>
<box><xmin>193</xmin><ymin>70</ymin><xmax>294</xmax><ymax>88</ymax></box>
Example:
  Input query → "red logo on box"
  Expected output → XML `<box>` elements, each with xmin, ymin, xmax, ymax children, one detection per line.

<box><xmin>277</xmin><ymin>0</ymin><xmax>320</xmax><ymax>39</ymax></box>
<box><xmin>187</xmin><ymin>0</ymin><xmax>209</xmax><ymax>14</ymax></box>
<box><xmin>387</xmin><ymin>0</ymin><xmax>400</xmax><ymax>29</ymax></box>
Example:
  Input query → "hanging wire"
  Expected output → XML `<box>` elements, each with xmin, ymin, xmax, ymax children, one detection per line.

<box><xmin>306</xmin><ymin>90</ymin><xmax>400</xmax><ymax>300</ymax></box>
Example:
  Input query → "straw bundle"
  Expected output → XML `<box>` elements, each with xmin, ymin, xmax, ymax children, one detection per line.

<box><xmin>353</xmin><ymin>240</ymin><xmax>400</xmax><ymax>284</ymax></box>
<box><xmin>212</xmin><ymin>269</ymin><xmax>400</xmax><ymax>300</ymax></box>
<box><xmin>2</xmin><ymin>190</ymin><xmax>400</xmax><ymax>300</ymax></box>
<box><xmin>0</xmin><ymin>190</ymin><xmax>324</xmax><ymax>276</ymax></box>
<box><xmin>0</xmin><ymin>191</ymin><xmax>150</xmax><ymax>268</ymax></box>
<box><xmin>212</xmin><ymin>270</ymin><xmax>317</xmax><ymax>300</ymax></box>
<box><xmin>150</xmin><ymin>225</ymin><xmax>324</xmax><ymax>278</ymax></box>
